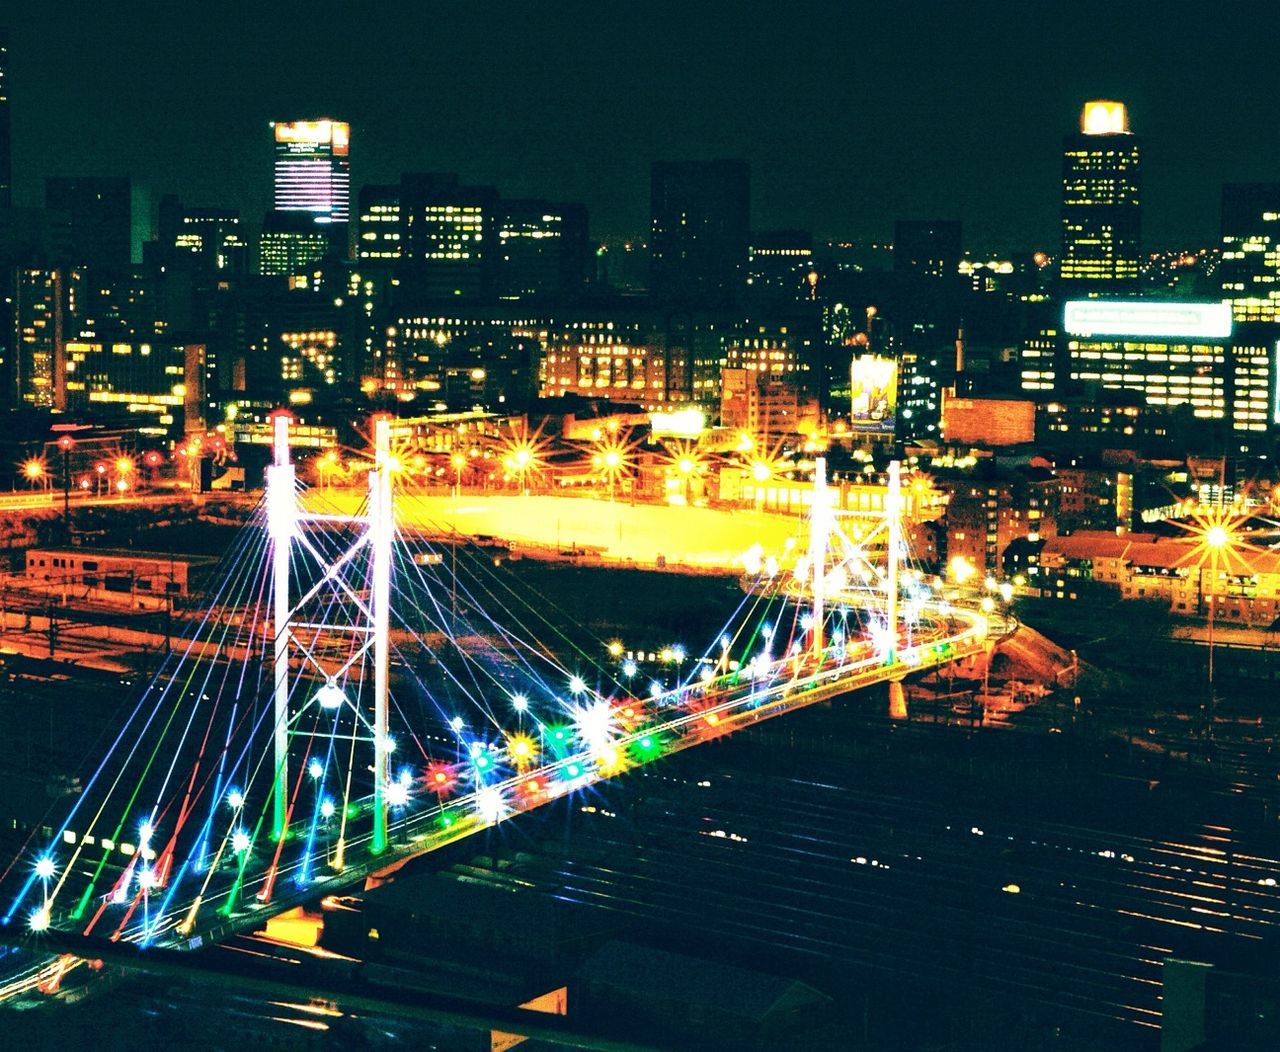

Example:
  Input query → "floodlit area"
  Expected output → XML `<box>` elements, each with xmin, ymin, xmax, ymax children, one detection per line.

<box><xmin>307</xmin><ymin>491</ymin><xmax>805</xmax><ymax>571</ymax></box>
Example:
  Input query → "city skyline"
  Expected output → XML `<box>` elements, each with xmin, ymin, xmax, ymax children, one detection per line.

<box><xmin>3</xmin><ymin>2</ymin><xmax>1279</xmax><ymax>249</ymax></box>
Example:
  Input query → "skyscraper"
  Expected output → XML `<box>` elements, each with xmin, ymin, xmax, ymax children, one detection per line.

<box><xmin>271</xmin><ymin>119</ymin><xmax>350</xmax><ymax>225</ymax></box>
<box><xmin>1060</xmin><ymin>101</ymin><xmax>1141</xmax><ymax>292</ymax></box>
<box><xmin>399</xmin><ymin>172</ymin><xmax>497</xmax><ymax>299</ymax></box>
<box><xmin>0</xmin><ymin>27</ymin><xmax>11</xmax><ymax>210</ymax></box>
<box><xmin>1220</xmin><ymin>183</ymin><xmax>1280</xmax><ymax>324</ymax></box>
<box><xmin>493</xmin><ymin>199</ymin><xmax>588</xmax><ymax>299</ymax></box>
<box><xmin>650</xmin><ymin>160</ymin><xmax>749</xmax><ymax>303</ymax></box>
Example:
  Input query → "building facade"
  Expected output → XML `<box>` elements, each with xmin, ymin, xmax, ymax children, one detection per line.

<box><xmin>649</xmin><ymin>160</ymin><xmax>749</xmax><ymax>303</ymax></box>
<box><xmin>1060</xmin><ymin>101</ymin><xmax>1141</xmax><ymax>292</ymax></box>
<box><xmin>272</xmin><ymin>119</ymin><xmax>350</xmax><ymax>225</ymax></box>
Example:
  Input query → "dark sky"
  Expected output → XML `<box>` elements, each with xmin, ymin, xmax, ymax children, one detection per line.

<box><xmin>6</xmin><ymin>1</ymin><xmax>1279</xmax><ymax>250</ymax></box>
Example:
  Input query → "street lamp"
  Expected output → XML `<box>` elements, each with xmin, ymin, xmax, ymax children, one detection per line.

<box><xmin>451</xmin><ymin>452</ymin><xmax>466</xmax><ymax>497</ymax></box>
<box><xmin>1204</xmin><ymin>523</ymin><xmax>1230</xmax><ymax>697</ymax></box>
<box><xmin>56</xmin><ymin>436</ymin><xmax>74</xmax><ymax>537</ymax></box>
<box><xmin>21</xmin><ymin>458</ymin><xmax>46</xmax><ymax>491</ymax></box>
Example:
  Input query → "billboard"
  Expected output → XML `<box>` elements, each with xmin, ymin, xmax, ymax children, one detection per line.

<box><xmin>849</xmin><ymin>354</ymin><xmax>897</xmax><ymax>432</ymax></box>
<box><xmin>1063</xmin><ymin>300</ymin><xmax>1231</xmax><ymax>340</ymax></box>
<box><xmin>273</xmin><ymin>120</ymin><xmax>350</xmax><ymax>156</ymax></box>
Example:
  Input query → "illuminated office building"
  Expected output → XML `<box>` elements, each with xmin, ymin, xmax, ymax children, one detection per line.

<box><xmin>356</xmin><ymin>184</ymin><xmax>402</xmax><ymax>264</ymax></box>
<box><xmin>399</xmin><ymin>173</ymin><xmax>497</xmax><ymax>299</ymax></box>
<box><xmin>259</xmin><ymin>211</ymin><xmax>333</xmax><ymax>278</ymax></box>
<box><xmin>0</xmin><ymin>27</ymin><xmax>10</xmax><ymax>209</ymax></box>
<box><xmin>64</xmin><ymin>339</ymin><xmax>185</xmax><ymax>434</ymax></box>
<box><xmin>1220</xmin><ymin>183</ymin><xmax>1280</xmax><ymax>324</ymax></box>
<box><xmin>1060</xmin><ymin>101</ymin><xmax>1141</xmax><ymax>291</ymax></box>
<box><xmin>157</xmin><ymin>197</ymin><xmax>247</xmax><ymax>274</ymax></box>
<box><xmin>1058</xmin><ymin>300</ymin><xmax>1271</xmax><ymax>446</ymax></box>
<box><xmin>14</xmin><ymin>268</ymin><xmax>65</xmax><ymax>409</ymax></box>
<box><xmin>271</xmin><ymin>119</ymin><xmax>350</xmax><ymax>224</ymax></box>
<box><xmin>746</xmin><ymin>230</ymin><xmax>814</xmax><ymax>302</ymax></box>
<box><xmin>493</xmin><ymin>199</ymin><xmax>588</xmax><ymax>300</ymax></box>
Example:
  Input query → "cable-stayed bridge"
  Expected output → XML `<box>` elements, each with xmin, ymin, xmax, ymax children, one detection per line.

<box><xmin>0</xmin><ymin>413</ymin><xmax>995</xmax><ymax>995</ymax></box>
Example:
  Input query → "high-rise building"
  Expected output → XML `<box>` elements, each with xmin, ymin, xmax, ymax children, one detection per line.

<box><xmin>893</xmin><ymin>220</ymin><xmax>962</xmax><ymax>280</ymax></box>
<box><xmin>356</xmin><ymin>184</ymin><xmax>402</xmax><ymax>265</ymax></box>
<box><xmin>0</xmin><ymin>27</ymin><xmax>11</xmax><ymax>210</ymax></box>
<box><xmin>156</xmin><ymin>196</ymin><xmax>247</xmax><ymax>274</ymax></box>
<box><xmin>1220</xmin><ymin>183</ymin><xmax>1280</xmax><ymax>324</ymax></box>
<box><xmin>493</xmin><ymin>199</ymin><xmax>588</xmax><ymax>300</ymax></box>
<box><xmin>649</xmin><ymin>160</ymin><xmax>749</xmax><ymax>302</ymax></box>
<box><xmin>45</xmin><ymin>176</ymin><xmax>133</xmax><ymax>268</ymax></box>
<box><xmin>258</xmin><ymin>211</ymin><xmax>333</xmax><ymax>278</ymax></box>
<box><xmin>1060</xmin><ymin>101</ymin><xmax>1141</xmax><ymax>292</ymax></box>
<box><xmin>14</xmin><ymin>267</ymin><xmax>66</xmax><ymax>409</ymax></box>
<box><xmin>746</xmin><ymin>230</ymin><xmax>814</xmax><ymax>302</ymax></box>
<box><xmin>399</xmin><ymin>173</ymin><xmax>497</xmax><ymax>299</ymax></box>
<box><xmin>271</xmin><ymin>119</ymin><xmax>350</xmax><ymax>225</ymax></box>
<box><xmin>1054</xmin><ymin>299</ymin><xmax>1270</xmax><ymax>446</ymax></box>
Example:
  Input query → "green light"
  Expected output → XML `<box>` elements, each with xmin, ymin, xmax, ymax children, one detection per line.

<box><xmin>547</xmin><ymin>725</ymin><xmax>572</xmax><ymax>758</ymax></box>
<box><xmin>565</xmin><ymin>762</ymin><xmax>583</xmax><ymax>779</ymax></box>
<box><xmin>632</xmin><ymin>734</ymin><xmax>662</xmax><ymax>760</ymax></box>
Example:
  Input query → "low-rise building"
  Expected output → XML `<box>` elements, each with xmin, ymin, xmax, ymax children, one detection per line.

<box><xmin>1036</xmin><ymin>530</ymin><xmax>1280</xmax><ymax>624</ymax></box>
<box><xmin>24</xmin><ymin>548</ymin><xmax>211</xmax><ymax>597</ymax></box>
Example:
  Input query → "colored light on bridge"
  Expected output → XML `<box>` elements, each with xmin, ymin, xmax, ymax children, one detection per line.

<box><xmin>427</xmin><ymin>762</ymin><xmax>458</xmax><ymax>794</ymax></box>
<box><xmin>472</xmin><ymin>752</ymin><xmax>493</xmax><ymax>773</ymax></box>
<box><xmin>573</xmin><ymin>699</ymin><xmax>615</xmax><ymax>750</ymax></box>
<box><xmin>34</xmin><ymin>857</ymin><xmax>55</xmax><ymax>880</ymax></box>
<box><xmin>476</xmin><ymin>787</ymin><xmax>505</xmax><ymax>824</ymax></box>
<box><xmin>565</xmin><ymin>762</ymin><xmax>584</xmax><ymax>779</ymax></box>
<box><xmin>568</xmin><ymin>675</ymin><xmax>587</xmax><ymax>694</ymax></box>
<box><xmin>227</xmin><ymin>789</ymin><xmax>244</xmax><ymax>809</ymax></box>
<box><xmin>980</xmin><ymin>596</ymin><xmax>996</xmax><ymax>614</ymax></box>
<box><xmin>449</xmin><ymin>716</ymin><xmax>466</xmax><ymax>732</ymax></box>
<box><xmin>138</xmin><ymin>821</ymin><xmax>154</xmax><ymax>846</ymax></box>
<box><xmin>231</xmin><ymin>830</ymin><xmax>251</xmax><ymax>855</ymax></box>
<box><xmin>704</xmin><ymin>713</ymin><xmax>721</xmax><ymax>727</ymax></box>
<box><xmin>649</xmin><ymin>681</ymin><xmax>664</xmax><ymax>698</ymax></box>
<box><xmin>622</xmin><ymin>660</ymin><xmax>638</xmax><ymax>678</ymax></box>
<box><xmin>138</xmin><ymin>868</ymin><xmax>158</xmax><ymax>892</ymax></box>
<box><xmin>307</xmin><ymin>759</ymin><xmax>325</xmax><ymax>780</ymax></box>
<box><xmin>29</xmin><ymin>908</ymin><xmax>50</xmax><ymax>933</ymax></box>
<box><xmin>507</xmin><ymin>734</ymin><xmax>537</xmax><ymax>764</ymax></box>
<box><xmin>320</xmin><ymin>799</ymin><xmax>336</xmax><ymax>819</ymax></box>
<box><xmin>510</xmin><ymin>693</ymin><xmax>529</xmax><ymax>713</ymax></box>
<box><xmin>607</xmin><ymin>640</ymin><xmax>624</xmax><ymax>658</ymax></box>
<box><xmin>633</xmin><ymin>734</ymin><xmax>662</xmax><ymax>759</ymax></box>
<box><xmin>596</xmin><ymin>745</ymin><xmax>624</xmax><ymax>773</ymax></box>
<box><xmin>524</xmin><ymin>779</ymin><xmax>542</xmax><ymax>794</ymax></box>
<box><xmin>385</xmin><ymin>780</ymin><xmax>410</xmax><ymax>808</ymax></box>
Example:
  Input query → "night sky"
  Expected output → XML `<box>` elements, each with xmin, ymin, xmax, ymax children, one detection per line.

<box><xmin>6</xmin><ymin>1</ymin><xmax>1278</xmax><ymax>250</ymax></box>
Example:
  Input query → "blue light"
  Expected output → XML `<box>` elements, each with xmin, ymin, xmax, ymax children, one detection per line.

<box><xmin>622</xmin><ymin>659</ymin><xmax>637</xmax><ymax>678</ymax></box>
<box><xmin>307</xmin><ymin>759</ymin><xmax>324</xmax><ymax>780</ymax></box>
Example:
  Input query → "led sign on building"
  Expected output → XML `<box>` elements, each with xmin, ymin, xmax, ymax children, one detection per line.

<box><xmin>1063</xmin><ymin>301</ymin><xmax>1232</xmax><ymax>340</ymax></box>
